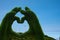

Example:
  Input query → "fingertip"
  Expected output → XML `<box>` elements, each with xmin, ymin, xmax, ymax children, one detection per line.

<box><xmin>12</xmin><ymin>7</ymin><xmax>21</xmax><ymax>12</ymax></box>
<box><xmin>20</xmin><ymin>10</ymin><xmax>25</xmax><ymax>14</ymax></box>
<box><xmin>25</xmin><ymin>7</ymin><xmax>28</xmax><ymax>10</ymax></box>
<box><xmin>25</xmin><ymin>7</ymin><xmax>30</xmax><ymax>11</ymax></box>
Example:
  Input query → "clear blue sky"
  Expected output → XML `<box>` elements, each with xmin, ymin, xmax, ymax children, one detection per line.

<box><xmin>0</xmin><ymin>0</ymin><xmax>60</xmax><ymax>39</ymax></box>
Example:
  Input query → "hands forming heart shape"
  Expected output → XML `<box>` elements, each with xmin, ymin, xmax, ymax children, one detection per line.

<box><xmin>0</xmin><ymin>7</ymin><xmax>44</xmax><ymax>40</ymax></box>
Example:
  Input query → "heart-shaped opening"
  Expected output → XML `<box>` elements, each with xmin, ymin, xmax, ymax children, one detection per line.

<box><xmin>12</xmin><ymin>12</ymin><xmax>29</xmax><ymax>34</ymax></box>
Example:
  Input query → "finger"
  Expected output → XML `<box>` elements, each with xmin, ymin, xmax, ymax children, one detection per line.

<box><xmin>20</xmin><ymin>10</ymin><xmax>26</xmax><ymax>15</ymax></box>
<box><xmin>25</xmin><ymin>7</ymin><xmax>33</xmax><ymax>14</ymax></box>
<box><xmin>11</xmin><ymin>7</ymin><xmax>21</xmax><ymax>12</ymax></box>
<box><xmin>25</xmin><ymin>7</ymin><xmax>31</xmax><ymax>11</ymax></box>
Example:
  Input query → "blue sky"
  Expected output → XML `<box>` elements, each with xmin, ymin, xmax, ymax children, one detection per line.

<box><xmin>0</xmin><ymin>0</ymin><xmax>60</xmax><ymax>39</ymax></box>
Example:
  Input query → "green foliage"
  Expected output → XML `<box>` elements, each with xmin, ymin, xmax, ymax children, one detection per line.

<box><xmin>0</xmin><ymin>7</ymin><xmax>55</xmax><ymax>40</ymax></box>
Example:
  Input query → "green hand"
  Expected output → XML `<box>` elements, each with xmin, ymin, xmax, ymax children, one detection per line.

<box><xmin>19</xmin><ymin>7</ymin><xmax>44</xmax><ymax>40</ymax></box>
<box><xmin>0</xmin><ymin>7</ymin><xmax>22</xmax><ymax>40</ymax></box>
